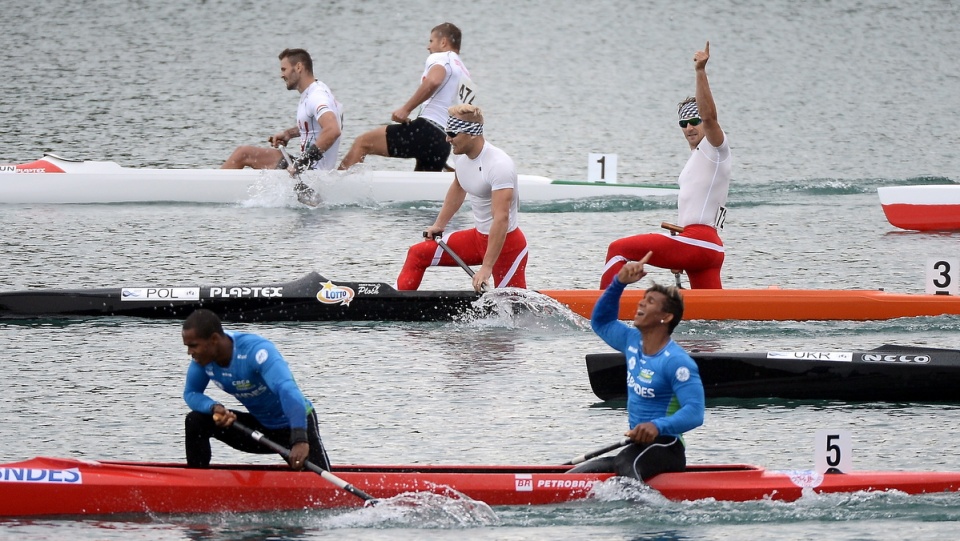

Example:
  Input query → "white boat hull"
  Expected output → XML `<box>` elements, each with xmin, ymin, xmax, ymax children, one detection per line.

<box><xmin>0</xmin><ymin>154</ymin><xmax>678</xmax><ymax>205</ymax></box>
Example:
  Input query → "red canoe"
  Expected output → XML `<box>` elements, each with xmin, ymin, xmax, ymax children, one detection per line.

<box><xmin>878</xmin><ymin>185</ymin><xmax>960</xmax><ymax>231</ymax></box>
<box><xmin>3</xmin><ymin>457</ymin><xmax>960</xmax><ymax>516</ymax></box>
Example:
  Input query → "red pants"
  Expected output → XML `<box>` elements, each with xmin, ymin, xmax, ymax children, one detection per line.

<box><xmin>600</xmin><ymin>224</ymin><xmax>724</xmax><ymax>289</ymax></box>
<box><xmin>397</xmin><ymin>228</ymin><xmax>528</xmax><ymax>290</ymax></box>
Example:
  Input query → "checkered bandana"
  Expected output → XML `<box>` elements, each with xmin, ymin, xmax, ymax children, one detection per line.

<box><xmin>446</xmin><ymin>116</ymin><xmax>484</xmax><ymax>136</ymax></box>
<box><xmin>678</xmin><ymin>101</ymin><xmax>700</xmax><ymax>121</ymax></box>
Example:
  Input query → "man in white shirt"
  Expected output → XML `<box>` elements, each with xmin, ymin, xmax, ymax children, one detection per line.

<box><xmin>339</xmin><ymin>23</ymin><xmax>472</xmax><ymax>172</ymax></box>
<box><xmin>396</xmin><ymin>104</ymin><xmax>528</xmax><ymax>292</ymax></box>
<box><xmin>600</xmin><ymin>42</ymin><xmax>732</xmax><ymax>289</ymax></box>
<box><xmin>222</xmin><ymin>48</ymin><xmax>343</xmax><ymax>173</ymax></box>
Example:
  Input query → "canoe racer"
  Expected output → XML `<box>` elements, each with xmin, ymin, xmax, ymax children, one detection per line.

<box><xmin>600</xmin><ymin>42</ymin><xmax>732</xmax><ymax>289</ymax></box>
<box><xmin>338</xmin><ymin>22</ymin><xmax>471</xmax><ymax>172</ymax></box>
<box><xmin>222</xmin><ymin>48</ymin><xmax>343</xmax><ymax>174</ymax></box>
<box><xmin>396</xmin><ymin>104</ymin><xmax>528</xmax><ymax>292</ymax></box>
<box><xmin>578</xmin><ymin>253</ymin><xmax>705</xmax><ymax>480</ymax></box>
<box><xmin>181</xmin><ymin>309</ymin><xmax>331</xmax><ymax>471</ymax></box>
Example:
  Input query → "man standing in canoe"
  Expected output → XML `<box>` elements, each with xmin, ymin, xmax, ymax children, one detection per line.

<box><xmin>181</xmin><ymin>309</ymin><xmax>331</xmax><ymax>471</ymax></box>
<box><xmin>396</xmin><ymin>104</ymin><xmax>528</xmax><ymax>293</ymax></box>
<box><xmin>577</xmin><ymin>253</ymin><xmax>705</xmax><ymax>481</ymax></box>
<box><xmin>222</xmin><ymin>48</ymin><xmax>343</xmax><ymax>174</ymax></box>
<box><xmin>600</xmin><ymin>42</ymin><xmax>731</xmax><ymax>289</ymax></box>
<box><xmin>338</xmin><ymin>22</ymin><xmax>472</xmax><ymax>172</ymax></box>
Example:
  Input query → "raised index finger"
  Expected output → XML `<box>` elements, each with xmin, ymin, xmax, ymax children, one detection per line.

<box><xmin>638</xmin><ymin>251</ymin><xmax>653</xmax><ymax>265</ymax></box>
<box><xmin>705</xmin><ymin>41</ymin><xmax>710</xmax><ymax>54</ymax></box>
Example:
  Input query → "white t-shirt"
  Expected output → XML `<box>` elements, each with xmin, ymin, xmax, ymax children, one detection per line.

<box><xmin>452</xmin><ymin>141</ymin><xmax>519</xmax><ymax>234</ymax></box>
<box><xmin>418</xmin><ymin>51</ymin><xmax>470</xmax><ymax>127</ymax></box>
<box><xmin>297</xmin><ymin>81</ymin><xmax>343</xmax><ymax>170</ymax></box>
<box><xmin>676</xmin><ymin>133</ymin><xmax>732</xmax><ymax>228</ymax></box>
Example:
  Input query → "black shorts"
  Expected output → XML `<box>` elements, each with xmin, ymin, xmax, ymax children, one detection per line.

<box><xmin>385</xmin><ymin>117</ymin><xmax>450</xmax><ymax>171</ymax></box>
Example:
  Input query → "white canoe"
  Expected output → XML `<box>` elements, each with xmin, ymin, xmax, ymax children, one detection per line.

<box><xmin>877</xmin><ymin>185</ymin><xmax>960</xmax><ymax>231</ymax></box>
<box><xmin>0</xmin><ymin>153</ymin><xmax>678</xmax><ymax>205</ymax></box>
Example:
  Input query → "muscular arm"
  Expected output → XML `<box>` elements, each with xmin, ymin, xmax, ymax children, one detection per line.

<box><xmin>426</xmin><ymin>177</ymin><xmax>468</xmax><ymax>236</ymax></box>
<box><xmin>480</xmin><ymin>188</ymin><xmax>512</xmax><ymax>270</ymax></box>
<box><xmin>695</xmin><ymin>41</ymin><xmax>725</xmax><ymax>148</ymax></box>
<box><xmin>392</xmin><ymin>64</ymin><xmax>446</xmax><ymax>123</ymax></box>
<box><xmin>312</xmin><ymin>111</ymin><xmax>341</xmax><ymax>153</ymax></box>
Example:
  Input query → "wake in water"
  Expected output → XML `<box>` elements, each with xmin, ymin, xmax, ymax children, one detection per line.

<box><xmin>318</xmin><ymin>489</ymin><xmax>500</xmax><ymax>529</ymax></box>
<box><xmin>459</xmin><ymin>287</ymin><xmax>592</xmax><ymax>332</ymax></box>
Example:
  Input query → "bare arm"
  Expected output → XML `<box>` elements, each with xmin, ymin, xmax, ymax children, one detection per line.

<box><xmin>268</xmin><ymin>126</ymin><xmax>300</xmax><ymax>148</ymax></box>
<box><xmin>312</xmin><ymin>111</ymin><xmax>341</xmax><ymax>153</ymax></box>
<box><xmin>424</xmin><ymin>176</ymin><xmax>467</xmax><ymax>238</ymax></box>
<box><xmin>695</xmin><ymin>41</ymin><xmax>725</xmax><ymax>148</ymax></box>
<box><xmin>392</xmin><ymin>64</ymin><xmax>446</xmax><ymax>123</ymax></box>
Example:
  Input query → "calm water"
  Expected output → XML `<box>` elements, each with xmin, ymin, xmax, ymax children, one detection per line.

<box><xmin>2</xmin><ymin>0</ymin><xmax>960</xmax><ymax>539</ymax></box>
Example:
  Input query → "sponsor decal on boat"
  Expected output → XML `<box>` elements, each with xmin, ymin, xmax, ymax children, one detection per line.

<box><xmin>767</xmin><ymin>352</ymin><xmax>853</xmax><ymax>362</ymax></box>
<box><xmin>0</xmin><ymin>165</ymin><xmax>16</xmax><ymax>172</ymax></box>
<box><xmin>536</xmin><ymin>479</ymin><xmax>598</xmax><ymax>489</ymax></box>
<box><xmin>357</xmin><ymin>283</ymin><xmax>382</xmax><ymax>295</ymax></box>
<box><xmin>317</xmin><ymin>281</ymin><xmax>355</xmax><ymax>306</ymax></box>
<box><xmin>121</xmin><ymin>287</ymin><xmax>200</xmax><ymax>301</ymax></box>
<box><xmin>861</xmin><ymin>354</ymin><xmax>931</xmax><ymax>364</ymax></box>
<box><xmin>209</xmin><ymin>287</ymin><xmax>283</xmax><ymax>298</ymax></box>
<box><xmin>778</xmin><ymin>470</ymin><xmax>824</xmax><ymax>489</ymax></box>
<box><xmin>0</xmin><ymin>467</ymin><xmax>82</xmax><ymax>484</ymax></box>
<box><xmin>515</xmin><ymin>474</ymin><xmax>533</xmax><ymax>492</ymax></box>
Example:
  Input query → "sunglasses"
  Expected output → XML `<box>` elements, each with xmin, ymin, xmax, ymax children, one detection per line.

<box><xmin>445</xmin><ymin>131</ymin><xmax>460</xmax><ymax>138</ymax></box>
<box><xmin>678</xmin><ymin>117</ymin><xmax>702</xmax><ymax>128</ymax></box>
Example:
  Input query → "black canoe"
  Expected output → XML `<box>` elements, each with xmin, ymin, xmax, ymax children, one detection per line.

<box><xmin>0</xmin><ymin>272</ymin><xmax>484</xmax><ymax>322</ymax></box>
<box><xmin>586</xmin><ymin>345</ymin><xmax>960</xmax><ymax>402</ymax></box>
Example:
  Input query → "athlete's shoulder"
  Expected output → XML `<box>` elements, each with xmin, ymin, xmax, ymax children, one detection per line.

<box><xmin>425</xmin><ymin>51</ymin><xmax>453</xmax><ymax>67</ymax></box>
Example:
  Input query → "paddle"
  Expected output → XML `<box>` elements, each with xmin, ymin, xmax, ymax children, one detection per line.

<box><xmin>562</xmin><ymin>438</ymin><xmax>631</xmax><ymax>465</ymax></box>
<box><xmin>229</xmin><ymin>419</ymin><xmax>378</xmax><ymax>505</ymax></box>
<box><xmin>277</xmin><ymin>145</ymin><xmax>321</xmax><ymax>207</ymax></box>
<box><xmin>427</xmin><ymin>232</ymin><xmax>489</xmax><ymax>292</ymax></box>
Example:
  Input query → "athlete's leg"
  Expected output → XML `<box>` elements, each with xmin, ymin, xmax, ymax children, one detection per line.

<box><xmin>614</xmin><ymin>437</ymin><xmax>686</xmax><ymax>481</ymax></box>
<box><xmin>492</xmin><ymin>228</ymin><xmax>528</xmax><ymax>288</ymax></box>
<box><xmin>221</xmin><ymin>146</ymin><xmax>284</xmax><ymax>169</ymax></box>
<box><xmin>601</xmin><ymin>233</ymin><xmax>691</xmax><ymax>288</ymax></box>
<box><xmin>338</xmin><ymin>126</ymin><xmax>390</xmax><ymax>170</ymax></box>
<box><xmin>396</xmin><ymin>229</ymin><xmax>484</xmax><ymax>290</ymax></box>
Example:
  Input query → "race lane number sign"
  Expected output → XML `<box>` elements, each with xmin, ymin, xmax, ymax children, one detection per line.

<box><xmin>587</xmin><ymin>153</ymin><xmax>617</xmax><ymax>183</ymax></box>
<box><xmin>926</xmin><ymin>258</ymin><xmax>959</xmax><ymax>295</ymax></box>
<box><xmin>814</xmin><ymin>429</ymin><xmax>852</xmax><ymax>474</ymax></box>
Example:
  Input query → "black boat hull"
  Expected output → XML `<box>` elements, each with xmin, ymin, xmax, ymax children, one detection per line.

<box><xmin>586</xmin><ymin>345</ymin><xmax>960</xmax><ymax>402</ymax></box>
<box><xmin>0</xmin><ymin>272</ymin><xmax>483</xmax><ymax>322</ymax></box>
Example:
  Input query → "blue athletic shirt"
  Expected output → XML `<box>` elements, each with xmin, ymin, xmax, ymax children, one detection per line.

<box><xmin>591</xmin><ymin>278</ymin><xmax>705</xmax><ymax>437</ymax></box>
<box><xmin>183</xmin><ymin>331</ymin><xmax>312</xmax><ymax>430</ymax></box>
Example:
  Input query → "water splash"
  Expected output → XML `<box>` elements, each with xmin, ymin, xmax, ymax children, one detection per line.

<box><xmin>460</xmin><ymin>288</ymin><xmax>592</xmax><ymax>332</ymax></box>
<box><xmin>319</xmin><ymin>489</ymin><xmax>500</xmax><ymax>529</ymax></box>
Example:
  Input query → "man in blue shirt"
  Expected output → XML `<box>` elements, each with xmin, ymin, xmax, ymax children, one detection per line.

<box><xmin>181</xmin><ymin>309</ymin><xmax>330</xmax><ymax>470</ymax></box>
<box><xmin>584</xmin><ymin>252</ymin><xmax>705</xmax><ymax>480</ymax></box>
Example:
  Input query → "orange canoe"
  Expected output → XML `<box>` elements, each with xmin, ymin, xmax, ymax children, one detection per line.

<box><xmin>540</xmin><ymin>288</ymin><xmax>960</xmax><ymax>321</ymax></box>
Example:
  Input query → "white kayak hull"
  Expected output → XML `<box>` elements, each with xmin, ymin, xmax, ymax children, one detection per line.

<box><xmin>0</xmin><ymin>154</ymin><xmax>678</xmax><ymax>205</ymax></box>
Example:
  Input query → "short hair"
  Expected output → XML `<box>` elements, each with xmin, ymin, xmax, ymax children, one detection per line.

<box><xmin>647</xmin><ymin>283</ymin><xmax>684</xmax><ymax>334</ymax></box>
<box><xmin>432</xmin><ymin>22</ymin><xmax>462</xmax><ymax>51</ymax></box>
<box><xmin>677</xmin><ymin>96</ymin><xmax>696</xmax><ymax>113</ymax></box>
<box><xmin>183</xmin><ymin>309</ymin><xmax>224</xmax><ymax>339</ymax></box>
<box><xmin>448</xmin><ymin>104</ymin><xmax>484</xmax><ymax>125</ymax></box>
<box><xmin>279</xmin><ymin>48</ymin><xmax>313</xmax><ymax>74</ymax></box>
